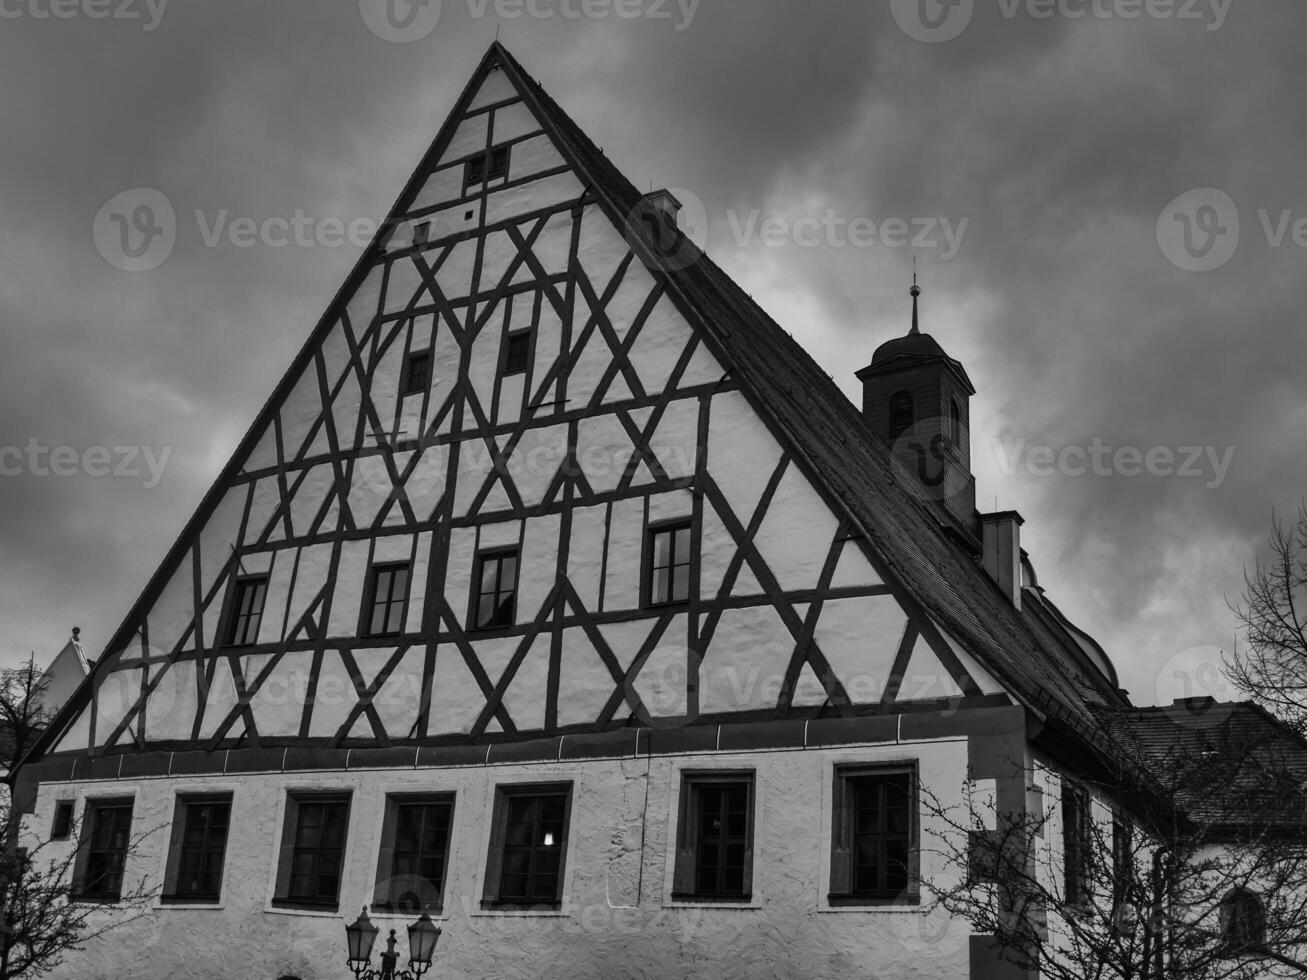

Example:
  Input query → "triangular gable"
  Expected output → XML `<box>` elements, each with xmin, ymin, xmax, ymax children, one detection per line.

<box><xmin>28</xmin><ymin>43</ymin><xmax>1050</xmax><ymax>767</ymax></box>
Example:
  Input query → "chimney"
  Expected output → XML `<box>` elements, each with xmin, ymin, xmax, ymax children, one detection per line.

<box><xmin>981</xmin><ymin>511</ymin><xmax>1024</xmax><ymax>609</ymax></box>
<box><xmin>643</xmin><ymin>188</ymin><xmax>682</xmax><ymax>224</ymax></box>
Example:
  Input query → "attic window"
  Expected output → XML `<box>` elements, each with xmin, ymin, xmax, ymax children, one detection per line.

<box><xmin>464</xmin><ymin>145</ymin><xmax>511</xmax><ymax>192</ymax></box>
<box><xmin>888</xmin><ymin>391</ymin><xmax>914</xmax><ymax>443</ymax></box>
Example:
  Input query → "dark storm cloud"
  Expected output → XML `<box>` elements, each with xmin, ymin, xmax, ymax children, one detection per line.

<box><xmin>2</xmin><ymin>0</ymin><xmax>1304</xmax><ymax>706</ymax></box>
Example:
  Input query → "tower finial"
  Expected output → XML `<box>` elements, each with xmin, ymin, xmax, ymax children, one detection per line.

<box><xmin>909</xmin><ymin>259</ymin><xmax>921</xmax><ymax>335</ymax></box>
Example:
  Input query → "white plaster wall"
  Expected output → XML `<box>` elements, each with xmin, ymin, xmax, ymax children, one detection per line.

<box><xmin>25</xmin><ymin>736</ymin><xmax>974</xmax><ymax>980</ymax></box>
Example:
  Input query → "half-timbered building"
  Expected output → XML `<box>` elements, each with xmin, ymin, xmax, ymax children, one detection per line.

<box><xmin>11</xmin><ymin>43</ymin><xmax>1160</xmax><ymax>980</ymax></box>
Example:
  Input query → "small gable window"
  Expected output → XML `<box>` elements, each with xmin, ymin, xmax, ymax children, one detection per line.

<box><xmin>1221</xmin><ymin>888</ymin><xmax>1267</xmax><ymax>952</ymax></box>
<box><xmin>363</xmin><ymin>562</ymin><xmax>411</xmax><ymax>638</ymax></box>
<box><xmin>503</xmin><ymin>330</ymin><xmax>532</xmax><ymax>377</ymax></box>
<box><xmin>225</xmin><ymin>575</ymin><xmax>269</xmax><ymax>647</ymax></box>
<box><xmin>403</xmin><ymin>348</ymin><xmax>433</xmax><ymax>396</ymax></box>
<box><xmin>888</xmin><ymin>391</ymin><xmax>914</xmax><ymax>442</ymax></box>
<box><xmin>472</xmin><ymin>549</ymin><xmax>519</xmax><ymax>631</ymax></box>
<box><xmin>464</xmin><ymin>145</ymin><xmax>511</xmax><ymax>192</ymax></box>
<box><xmin>645</xmin><ymin>520</ymin><xmax>693</xmax><ymax>607</ymax></box>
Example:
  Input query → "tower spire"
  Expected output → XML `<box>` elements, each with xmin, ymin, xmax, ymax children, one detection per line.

<box><xmin>909</xmin><ymin>261</ymin><xmax>921</xmax><ymax>336</ymax></box>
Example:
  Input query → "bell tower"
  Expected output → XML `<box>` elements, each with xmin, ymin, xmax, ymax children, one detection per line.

<box><xmin>856</xmin><ymin>279</ymin><xmax>977</xmax><ymax>534</ymax></box>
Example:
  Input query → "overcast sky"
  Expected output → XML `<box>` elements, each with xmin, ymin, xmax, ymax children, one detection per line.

<box><xmin>1</xmin><ymin>0</ymin><xmax>1302</xmax><ymax>707</ymax></box>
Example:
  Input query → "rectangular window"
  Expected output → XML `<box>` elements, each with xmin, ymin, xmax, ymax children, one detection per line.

<box><xmin>51</xmin><ymin>800</ymin><xmax>74</xmax><ymax>840</ymax></box>
<box><xmin>472</xmin><ymin>549</ymin><xmax>518</xmax><ymax>630</ymax></box>
<box><xmin>465</xmin><ymin>146</ymin><xmax>510</xmax><ymax>192</ymax></box>
<box><xmin>1063</xmin><ymin>783</ymin><xmax>1091</xmax><ymax>906</ymax></box>
<box><xmin>403</xmin><ymin>349</ymin><xmax>433</xmax><ymax>396</ymax></box>
<box><xmin>274</xmin><ymin>793</ymin><xmax>351</xmax><ymax>911</ymax></box>
<box><xmin>830</xmin><ymin>765</ymin><xmax>918</xmax><ymax>905</ymax></box>
<box><xmin>482</xmin><ymin>783</ymin><xmax>571</xmax><ymax>909</ymax></box>
<box><xmin>373</xmin><ymin>794</ymin><xmax>455</xmax><ymax>914</ymax></box>
<box><xmin>1112</xmin><ymin>816</ymin><xmax>1132</xmax><ymax>908</ymax></box>
<box><xmin>503</xmin><ymin>330</ymin><xmax>532</xmax><ymax>376</ymax></box>
<box><xmin>412</xmin><ymin>221</ymin><xmax>430</xmax><ymax>246</ymax></box>
<box><xmin>672</xmin><ymin>772</ymin><xmax>755</xmax><ymax>901</ymax></box>
<box><xmin>225</xmin><ymin>575</ymin><xmax>268</xmax><ymax>647</ymax></box>
<box><xmin>363</xmin><ymin>562</ymin><xmax>410</xmax><ymax>637</ymax></box>
<box><xmin>163</xmin><ymin>794</ymin><xmax>232</xmax><ymax>904</ymax></box>
<box><xmin>74</xmin><ymin>798</ymin><xmax>134</xmax><ymax>903</ymax></box>
<box><xmin>645</xmin><ymin>520</ymin><xmax>692</xmax><ymax>607</ymax></box>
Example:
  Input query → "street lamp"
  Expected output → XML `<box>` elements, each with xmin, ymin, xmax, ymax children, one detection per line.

<box><xmin>344</xmin><ymin>907</ymin><xmax>441</xmax><ymax>980</ymax></box>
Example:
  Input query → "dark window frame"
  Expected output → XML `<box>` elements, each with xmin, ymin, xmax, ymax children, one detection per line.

<box><xmin>402</xmin><ymin>348</ymin><xmax>433</xmax><ymax>396</ymax></box>
<box><xmin>50</xmin><ymin>799</ymin><xmax>74</xmax><ymax>840</ymax></box>
<box><xmin>464</xmin><ymin>144</ymin><xmax>512</xmax><ymax>192</ymax></box>
<box><xmin>470</xmin><ymin>547</ymin><xmax>519</xmax><ymax>632</ymax></box>
<box><xmin>361</xmin><ymin>561</ymin><xmax>411</xmax><ymax>639</ymax></box>
<box><xmin>1062</xmin><ymin>782</ymin><xmax>1092</xmax><ymax>908</ymax></box>
<box><xmin>1221</xmin><ymin>888</ymin><xmax>1268</xmax><ymax>954</ymax></box>
<box><xmin>273</xmin><ymin>791</ymin><xmax>353</xmax><ymax>912</ymax></box>
<box><xmin>671</xmin><ymin>770</ymin><xmax>756</xmax><ymax>903</ymax></box>
<box><xmin>372</xmin><ymin>792</ymin><xmax>456</xmax><ymax>915</ymax></box>
<box><xmin>224</xmin><ymin>574</ymin><xmax>269</xmax><ymax>648</ymax></box>
<box><xmin>643</xmin><ymin>518</ymin><xmax>693</xmax><ymax>609</ymax></box>
<box><xmin>161</xmin><ymin>793</ymin><xmax>233</xmax><ymax>905</ymax></box>
<box><xmin>503</xmin><ymin>329</ymin><xmax>533</xmax><ymax>377</ymax></box>
<box><xmin>829</xmin><ymin>763</ymin><xmax>920</xmax><ymax>906</ymax></box>
<box><xmin>482</xmin><ymin>781</ymin><xmax>573</xmax><ymax>911</ymax></box>
<box><xmin>72</xmin><ymin>797</ymin><xmax>135</xmax><ymax>904</ymax></box>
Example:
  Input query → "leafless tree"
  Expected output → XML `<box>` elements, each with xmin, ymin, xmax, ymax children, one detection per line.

<box><xmin>922</xmin><ymin>719</ymin><xmax>1307</xmax><ymax>979</ymax></box>
<box><xmin>0</xmin><ymin>654</ymin><xmax>155</xmax><ymax>979</ymax></box>
<box><xmin>1229</xmin><ymin>505</ymin><xmax>1307</xmax><ymax>735</ymax></box>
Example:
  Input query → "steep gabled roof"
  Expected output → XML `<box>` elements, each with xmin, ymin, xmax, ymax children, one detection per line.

<box><xmin>488</xmin><ymin>43</ymin><xmax>1127</xmax><ymax>733</ymax></box>
<box><xmin>17</xmin><ymin>42</ymin><xmax>1130</xmax><ymax>774</ymax></box>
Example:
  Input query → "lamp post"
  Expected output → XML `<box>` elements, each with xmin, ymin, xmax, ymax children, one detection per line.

<box><xmin>344</xmin><ymin>907</ymin><xmax>441</xmax><ymax>980</ymax></box>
